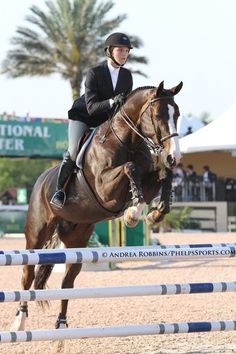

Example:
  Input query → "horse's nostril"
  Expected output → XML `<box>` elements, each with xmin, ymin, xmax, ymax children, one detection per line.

<box><xmin>171</xmin><ymin>158</ymin><xmax>177</xmax><ymax>167</ymax></box>
<box><xmin>167</xmin><ymin>155</ymin><xmax>176</xmax><ymax>167</ymax></box>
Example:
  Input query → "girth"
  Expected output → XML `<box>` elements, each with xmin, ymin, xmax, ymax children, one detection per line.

<box><xmin>76</xmin><ymin>169</ymin><xmax>126</xmax><ymax>218</ymax></box>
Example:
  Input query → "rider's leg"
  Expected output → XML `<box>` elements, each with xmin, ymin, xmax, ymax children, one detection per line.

<box><xmin>68</xmin><ymin>120</ymin><xmax>89</xmax><ymax>161</ymax></box>
<box><xmin>50</xmin><ymin>120</ymin><xmax>88</xmax><ymax>208</ymax></box>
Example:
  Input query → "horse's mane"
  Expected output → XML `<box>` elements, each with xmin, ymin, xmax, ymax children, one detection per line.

<box><xmin>127</xmin><ymin>86</ymin><xmax>156</xmax><ymax>99</ymax></box>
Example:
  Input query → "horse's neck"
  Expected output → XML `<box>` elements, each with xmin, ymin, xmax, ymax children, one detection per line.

<box><xmin>125</xmin><ymin>92</ymin><xmax>148</xmax><ymax>120</ymax></box>
<box><xmin>111</xmin><ymin>110</ymin><xmax>140</xmax><ymax>145</ymax></box>
<box><xmin>112</xmin><ymin>93</ymin><xmax>148</xmax><ymax>132</ymax></box>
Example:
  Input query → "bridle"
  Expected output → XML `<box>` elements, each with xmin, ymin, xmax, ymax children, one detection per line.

<box><xmin>115</xmin><ymin>96</ymin><xmax>179</xmax><ymax>155</ymax></box>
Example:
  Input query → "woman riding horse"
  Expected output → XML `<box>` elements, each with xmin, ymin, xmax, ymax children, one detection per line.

<box><xmin>50</xmin><ymin>32</ymin><xmax>134</xmax><ymax>209</ymax></box>
<box><xmin>11</xmin><ymin>80</ymin><xmax>183</xmax><ymax>331</ymax></box>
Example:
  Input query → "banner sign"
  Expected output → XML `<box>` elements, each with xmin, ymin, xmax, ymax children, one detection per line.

<box><xmin>0</xmin><ymin>118</ymin><xmax>68</xmax><ymax>158</ymax></box>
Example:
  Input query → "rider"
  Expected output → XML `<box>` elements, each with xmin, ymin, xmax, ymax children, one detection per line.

<box><xmin>50</xmin><ymin>32</ymin><xmax>133</xmax><ymax>208</ymax></box>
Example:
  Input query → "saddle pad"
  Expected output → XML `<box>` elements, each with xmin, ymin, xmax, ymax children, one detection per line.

<box><xmin>76</xmin><ymin>129</ymin><xmax>96</xmax><ymax>169</ymax></box>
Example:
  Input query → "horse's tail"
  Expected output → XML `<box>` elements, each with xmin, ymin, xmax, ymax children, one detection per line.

<box><xmin>34</xmin><ymin>231</ymin><xmax>61</xmax><ymax>308</ymax></box>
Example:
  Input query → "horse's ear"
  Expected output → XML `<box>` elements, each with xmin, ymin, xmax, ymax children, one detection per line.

<box><xmin>170</xmin><ymin>81</ymin><xmax>183</xmax><ymax>96</ymax></box>
<box><xmin>156</xmin><ymin>81</ymin><xmax>164</xmax><ymax>97</ymax></box>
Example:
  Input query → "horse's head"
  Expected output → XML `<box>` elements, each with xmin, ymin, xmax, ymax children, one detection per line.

<box><xmin>123</xmin><ymin>81</ymin><xmax>183</xmax><ymax>169</ymax></box>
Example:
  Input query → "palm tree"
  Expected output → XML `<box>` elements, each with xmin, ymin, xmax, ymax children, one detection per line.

<box><xmin>1</xmin><ymin>0</ymin><xmax>147</xmax><ymax>99</ymax></box>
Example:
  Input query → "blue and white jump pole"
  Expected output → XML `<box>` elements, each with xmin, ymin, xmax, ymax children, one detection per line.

<box><xmin>0</xmin><ymin>244</ymin><xmax>236</xmax><ymax>265</ymax></box>
<box><xmin>0</xmin><ymin>320</ymin><xmax>236</xmax><ymax>343</ymax></box>
<box><xmin>0</xmin><ymin>281</ymin><xmax>236</xmax><ymax>302</ymax></box>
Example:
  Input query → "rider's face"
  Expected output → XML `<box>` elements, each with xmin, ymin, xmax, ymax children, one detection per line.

<box><xmin>111</xmin><ymin>46</ymin><xmax>130</xmax><ymax>66</ymax></box>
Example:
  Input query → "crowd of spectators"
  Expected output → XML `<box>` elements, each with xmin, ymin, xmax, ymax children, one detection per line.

<box><xmin>172</xmin><ymin>163</ymin><xmax>217</xmax><ymax>201</ymax></box>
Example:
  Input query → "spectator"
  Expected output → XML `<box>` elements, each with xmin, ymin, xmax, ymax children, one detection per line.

<box><xmin>173</xmin><ymin>163</ymin><xmax>186</xmax><ymax>201</ymax></box>
<box><xmin>202</xmin><ymin>165</ymin><xmax>216</xmax><ymax>200</ymax></box>
<box><xmin>202</xmin><ymin>165</ymin><xmax>216</xmax><ymax>183</ymax></box>
<box><xmin>186</xmin><ymin>164</ymin><xmax>197</xmax><ymax>201</ymax></box>
<box><xmin>186</xmin><ymin>164</ymin><xmax>197</xmax><ymax>182</ymax></box>
<box><xmin>184</xmin><ymin>126</ymin><xmax>193</xmax><ymax>136</ymax></box>
<box><xmin>225</xmin><ymin>178</ymin><xmax>236</xmax><ymax>201</ymax></box>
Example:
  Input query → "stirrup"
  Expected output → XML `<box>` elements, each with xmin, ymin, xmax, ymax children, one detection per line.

<box><xmin>50</xmin><ymin>190</ymin><xmax>66</xmax><ymax>209</ymax></box>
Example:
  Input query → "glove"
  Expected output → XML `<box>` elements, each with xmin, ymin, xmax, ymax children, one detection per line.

<box><xmin>113</xmin><ymin>92</ymin><xmax>126</xmax><ymax>106</ymax></box>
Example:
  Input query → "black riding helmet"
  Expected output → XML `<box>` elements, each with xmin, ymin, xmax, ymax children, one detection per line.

<box><xmin>104</xmin><ymin>32</ymin><xmax>133</xmax><ymax>66</ymax></box>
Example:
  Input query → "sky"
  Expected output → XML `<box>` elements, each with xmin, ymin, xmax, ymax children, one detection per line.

<box><xmin>1</xmin><ymin>0</ymin><xmax>236</xmax><ymax>119</ymax></box>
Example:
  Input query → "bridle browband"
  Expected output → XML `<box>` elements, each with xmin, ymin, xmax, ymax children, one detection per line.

<box><xmin>116</xmin><ymin>95</ymin><xmax>179</xmax><ymax>155</ymax></box>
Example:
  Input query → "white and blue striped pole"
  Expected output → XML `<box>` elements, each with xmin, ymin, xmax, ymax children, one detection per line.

<box><xmin>151</xmin><ymin>242</ymin><xmax>236</xmax><ymax>249</ymax></box>
<box><xmin>2</xmin><ymin>243</ymin><xmax>236</xmax><ymax>254</ymax></box>
<box><xmin>0</xmin><ymin>320</ymin><xmax>236</xmax><ymax>342</ymax></box>
<box><xmin>0</xmin><ymin>244</ymin><xmax>236</xmax><ymax>265</ymax></box>
<box><xmin>0</xmin><ymin>281</ymin><xmax>235</xmax><ymax>302</ymax></box>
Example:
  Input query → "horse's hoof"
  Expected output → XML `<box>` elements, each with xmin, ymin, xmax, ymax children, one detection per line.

<box><xmin>123</xmin><ymin>210</ymin><xmax>139</xmax><ymax>228</ymax></box>
<box><xmin>10</xmin><ymin>316</ymin><xmax>26</xmax><ymax>331</ymax></box>
<box><xmin>124</xmin><ymin>218</ymin><xmax>139</xmax><ymax>228</ymax></box>
<box><xmin>146</xmin><ymin>210</ymin><xmax>163</xmax><ymax>225</ymax></box>
<box><xmin>55</xmin><ymin>314</ymin><xmax>68</xmax><ymax>329</ymax></box>
<box><xmin>10</xmin><ymin>306</ymin><xmax>28</xmax><ymax>331</ymax></box>
<box><xmin>145</xmin><ymin>214</ymin><xmax>153</xmax><ymax>225</ymax></box>
<box><xmin>56</xmin><ymin>323</ymin><xmax>68</xmax><ymax>329</ymax></box>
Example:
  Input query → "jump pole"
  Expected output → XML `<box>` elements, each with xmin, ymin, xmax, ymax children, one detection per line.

<box><xmin>0</xmin><ymin>281</ymin><xmax>236</xmax><ymax>302</ymax></box>
<box><xmin>0</xmin><ymin>244</ymin><xmax>236</xmax><ymax>266</ymax></box>
<box><xmin>3</xmin><ymin>242</ymin><xmax>236</xmax><ymax>254</ymax></box>
<box><xmin>1</xmin><ymin>320</ymin><xmax>236</xmax><ymax>343</ymax></box>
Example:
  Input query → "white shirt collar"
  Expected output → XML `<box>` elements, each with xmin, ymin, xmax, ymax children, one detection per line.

<box><xmin>107</xmin><ymin>61</ymin><xmax>120</xmax><ymax>73</ymax></box>
<box><xmin>107</xmin><ymin>62</ymin><xmax>120</xmax><ymax>90</ymax></box>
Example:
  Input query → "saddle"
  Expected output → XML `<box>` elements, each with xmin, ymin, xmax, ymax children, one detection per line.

<box><xmin>73</xmin><ymin>129</ymin><xmax>125</xmax><ymax>218</ymax></box>
<box><xmin>75</xmin><ymin>129</ymin><xmax>96</xmax><ymax>169</ymax></box>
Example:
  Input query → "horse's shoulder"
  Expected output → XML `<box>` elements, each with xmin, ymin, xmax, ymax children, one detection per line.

<box><xmin>36</xmin><ymin>166</ymin><xmax>57</xmax><ymax>185</ymax></box>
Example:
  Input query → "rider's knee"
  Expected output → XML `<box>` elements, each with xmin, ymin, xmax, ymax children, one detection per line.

<box><xmin>67</xmin><ymin>148</ymin><xmax>77</xmax><ymax>162</ymax></box>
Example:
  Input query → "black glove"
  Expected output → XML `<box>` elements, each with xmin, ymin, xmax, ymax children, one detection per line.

<box><xmin>113</xmin><ymin>92</ymin><xmax>126</xmax><ymax>107</ymax></box>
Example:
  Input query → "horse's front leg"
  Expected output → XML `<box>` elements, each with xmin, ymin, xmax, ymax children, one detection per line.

<box><xmin>97</xmin><ymin>162</ymin><xmax>144</xmax><ymax>227</ymax></box>
<box><xmin>146</xmin><ymin>168</ymin><xmax>173</xmax><ymax>225</ymax></box>
<box><xmin>123</xmin><ymin>162</ymin><xmax>145</xmax><ymax>228</ymax></box>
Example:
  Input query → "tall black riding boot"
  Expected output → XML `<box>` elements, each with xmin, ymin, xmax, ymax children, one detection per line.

<box><xmin>50</xmin><ymin>151</ymin><xmax>75</xmax><ymax>208</ymax></box>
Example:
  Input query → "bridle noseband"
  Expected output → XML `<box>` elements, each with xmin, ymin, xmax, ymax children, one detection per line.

<box><xmin>117</xmin><ymin>96</ymin><xmax>178</xmax><ymax>155</ymax></box>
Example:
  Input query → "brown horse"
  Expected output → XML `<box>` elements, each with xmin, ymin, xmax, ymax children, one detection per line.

<box><xmin>11</xmin><ymin>81</ymin><xmax>183</xmax><ymax>330</ymax></box>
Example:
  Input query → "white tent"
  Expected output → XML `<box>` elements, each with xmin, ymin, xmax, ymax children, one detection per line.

<box><xmin>177</xmin><ymin>114</ymin><xmax>204</xmax><ymax>137</ymax></box>
<box><xmin>179</xmin><ymin>104</ymin><xmax>236</xmax><ymax>153</ymax></box>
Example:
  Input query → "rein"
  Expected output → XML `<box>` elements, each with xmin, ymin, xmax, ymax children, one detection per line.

<box><xmin>117</xmin><ymin>96</ymin><xmax>178</xmax><ymax>155</ymax></box>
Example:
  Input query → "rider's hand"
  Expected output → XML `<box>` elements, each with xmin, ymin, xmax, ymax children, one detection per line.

<box><xmin>112</xmin><ymin>93</ymin><xmax>126</xmax><ymax>106</ymax></box>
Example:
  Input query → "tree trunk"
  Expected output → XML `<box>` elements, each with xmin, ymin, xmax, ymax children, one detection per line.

<box><xmin>70</xmin><ymin>73</ymin><xmax>83</xmax><ymax>100</ymax></box>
